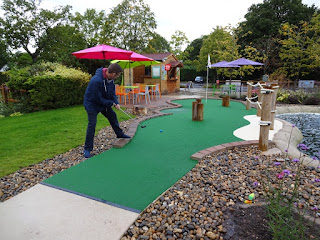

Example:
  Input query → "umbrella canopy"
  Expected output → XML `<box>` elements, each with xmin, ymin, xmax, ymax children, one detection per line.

<box><xmin>211</xmin><ymin>61</ymin><xmax>240</xmax><ymax>68</ymax></box>
<box><xmin>211</xmin><ymin>61</ymin><xmax>229</xmax><ymax>67</ymax></box>
<box><xmin>111</xmin><ymin>59</ymin><xmax>160</xmax><ymax>69</ymax></box>
<box><xmin>128</xmin><ymin>52</ymin><xmax>154</xmax><ymax>62</ymax></box>
<box><xmin>228</xmin><ymin>58</ymin><xmax>264</xmax><ymax>66</ymax></box>
<box><xmin>72</xmin><ymin>44</ymin><xmax>133</xmax><ymax>60</ymax></box>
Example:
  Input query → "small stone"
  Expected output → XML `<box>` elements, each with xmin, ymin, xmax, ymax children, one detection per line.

<box><xmin>206</xmin><ymin>231</ymin><xmax>216</xmax><ymax>239</ymax></box>
<box><xmin>173</xmin><ymin>228</ymin><xmax>182</xmax><ymax>233</ymax></box>
<box><xmin>200</xmin><ymin>207</ymin><xmax>206</xmax><ymax>212</ymax></box>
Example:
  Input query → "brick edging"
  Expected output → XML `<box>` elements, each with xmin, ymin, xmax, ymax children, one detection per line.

<box><xmin>191</xmin><ymin>140</ymin><xmax>275</xmax><ymax>161</ymax></box>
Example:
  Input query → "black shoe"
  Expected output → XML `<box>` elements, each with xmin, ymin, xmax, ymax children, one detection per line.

<box><xmin>117</xmin><ymin>134</ymin><xmax>131</xmax><ymax>139</ymax></box>
<box><xmin>84</xmin><ymin>150</ymin><xmax>92</xmax><ymax>158</ymax></box>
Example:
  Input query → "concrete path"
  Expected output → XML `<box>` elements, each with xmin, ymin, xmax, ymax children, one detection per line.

<box><xmin>0</xmin><ymin>184</ymin><xmax>138</xmax><ymax>240</ymax></box>
<box><xmin>0</xmin><ymin>92</ymin><xmax>319</xmax><ymax>240</ymax></box>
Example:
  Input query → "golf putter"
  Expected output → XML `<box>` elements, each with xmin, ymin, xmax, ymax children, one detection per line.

<box><xmin>118</xmin><ymin>107</ymin><xmax>146</xmax><ymax>128</ymax></box>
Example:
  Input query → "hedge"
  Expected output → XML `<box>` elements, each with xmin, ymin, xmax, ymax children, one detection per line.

<box><xmin>6</xmin><ymin>62</ymin><xmax>91</xmax><ymax>110</ymax></box>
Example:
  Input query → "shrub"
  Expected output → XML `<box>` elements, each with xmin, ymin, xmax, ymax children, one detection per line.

<box><xmin>6</xmin><ymin>62</ymin><xmax>91</xmax><ymax>110</ymax></box>
<box><xmin>0</xmin><ymin>97</ymin><xmax>33</xmax><ymax>117</ymax></box>
<box><xmin>277</xmin><ymin>89</ymin><xmax>318</xmax><ymax>105</ymax></box>
<box><xmin>303</xmin><ymin>89</ymin><xmax>320</xmax><ymax>105</ymax></box>
<box><xmin>0</xmin><ymin>72</ymin><xmax>9</xmax><ymax>85</ymax></box>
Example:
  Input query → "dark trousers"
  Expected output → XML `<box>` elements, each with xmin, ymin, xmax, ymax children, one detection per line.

<box><xmin>84</xmin><ymin>107</ymin><xmax>124</xmax><ymax>151</ymax></box>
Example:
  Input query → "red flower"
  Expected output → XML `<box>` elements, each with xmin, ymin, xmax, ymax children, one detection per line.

<box><xmin>276</xmin><ymin>172</ymin><xmax>285</xmax><ymax>179</ymax></box>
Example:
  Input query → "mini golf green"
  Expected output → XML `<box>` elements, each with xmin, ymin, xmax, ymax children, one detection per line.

<box><xmin>43</xmin><ymin>99</ymin><xmax>255</xmax><ymax>212</ymax></box>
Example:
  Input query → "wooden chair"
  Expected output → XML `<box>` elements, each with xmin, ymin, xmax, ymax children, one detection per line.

<box><xmin>115</xmin><ymin>85</ymin><xmax>129</xmax><ymax>105</ymax></box>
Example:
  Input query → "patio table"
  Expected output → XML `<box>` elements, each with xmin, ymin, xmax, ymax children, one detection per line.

<box><xmin>124</xmin><ymin>86</ymin><xmax>139</xmax><ymax>104</ymax></box>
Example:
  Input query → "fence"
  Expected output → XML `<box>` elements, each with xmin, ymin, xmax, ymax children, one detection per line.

<box><xmin>0</xmin><ymin>84</ymin><xmax>27</xmax><ymax>104</ymax></box>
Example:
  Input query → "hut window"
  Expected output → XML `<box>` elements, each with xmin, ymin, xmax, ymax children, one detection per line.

<box><xmin>145</xmin><ymin>66</ymin><xmax>151</xmax><ymax>76</ymax></box>
<box><xmin>169</xmin><ymin>67</ymin><xmax>176</xmax><ymax>78</ymax></box>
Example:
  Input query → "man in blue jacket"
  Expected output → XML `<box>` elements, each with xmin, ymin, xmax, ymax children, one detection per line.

<box><xmin>83</xmin><ymin>63</ymin><xmax>130</xmax><ymax>158</ymax></box>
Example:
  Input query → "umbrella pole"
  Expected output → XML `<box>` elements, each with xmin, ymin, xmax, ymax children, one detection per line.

<box><xmin>206</xmin><ymin>66</ymin><xmax>209</xmax><ymax>103</ymax></box>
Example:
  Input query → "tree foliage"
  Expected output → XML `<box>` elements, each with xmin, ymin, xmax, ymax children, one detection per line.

<box><xmin>71</xmin><ymin>9</ymin><xmax>107</xmax><ymax>47</ymax></box>
<box><xmin>236</xmin><ymin>0</ymin><xmax>318</xmax><ymax>74</ymax></box>
<box><xmin>0</xmin><ymin>39</ymin><xmax>10</xmax><ymax>68</ymax></box>
<box><xmin>238</xmin><ymin>0</ymin><xmax>318</xmax><ymax>46</ymax></box>
<box><xmin>184</xmin><ymin>36</ymin><xmax>207</xmax><ymax>62</ymax></box>
<box><xmin>169</xmin><ymin>30</ymin><xmax>189</xmax><ymax>60</ymax></box>
<box><xmin>198</xmin><ymin>27</ymin><xmax>238</xmax><ymax>70</ymax></box>
<box><xmin>0</xmin><ymin>0</ymin><xmax>72</xmax><ymax>62</ymax></box>
<box><xmin>102</xmin><ymin>0</ymin><xmax>156</xmax><ymax>52</ymax></box>
<box><xmin>144</xmin><ymin>33</ymin><xmax>170</xmax><ymax>53</ymax></box>
<box><xmin>278</xmin><ymin>13</ymin><xmax>320</xmax><ymax>81</ymax></box>
<box><xmin>37</xmin><ymin>25</ymin><xmax>87</xmax><ymax>67</ymax></box>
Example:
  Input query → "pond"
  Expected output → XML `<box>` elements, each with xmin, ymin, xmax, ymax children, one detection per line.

<box><xmin>276</xmin><ymin>113</ymin><xmax>320</xmax><ymax>159</ymax></box>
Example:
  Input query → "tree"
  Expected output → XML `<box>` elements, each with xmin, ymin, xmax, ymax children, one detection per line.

<box><xmin>236</xmin><ymin>0</ymin><xmax>319</xmax><ymax>74</ymax></box>
<box><xmin>102</xmin><ymin>0</ymin><xmax>156</xmax><ymax>52</ymax></box>
<box><xmin>37</xmin><ymin>25</ymin><xmax>87</xmax><ymax>67</ymax></box>
<box><xmin>0</xmin><ymin>0</ymin><xmax>72</xmax><ymax>62</ymax></box>
<box><xmin>196</xmin><ymin>26</ymin><xmax>239</xmax><ymax>80</ymax></box>
<box><xmin>278</xmin><ymin>13</ymin><xmax>320</xmax><ymax>83</ymax></box>
<box><xmin>71</xmin><ymin>9</ymin><xmax>107</xmax><ymax>47</ymax></box>
<box><xmin>184</xmin><ymin>36</ymin><xmax>207</xmax><ymax>62</ymax></box>
<box><xmin>238</xmin><ymin>0</ymin><xmax>318</xmax><ymax>46</ymax></box>
<box><xmin>198</xmin><ymin>27</ymin><xmax>238</xmax><ymax>68</ymax></box>
<box><xmin>144</xmin><ymin>33</ymin><xmax>170</xmax><ymax>53</ymax></box>
<box><xmin>169</xmin><ymin>30</ymin><xmax>189</xmax><ymax>59</ymax></box>
<box><xmin>0</xmin><ymin>26</ymin><xmax>10</xmax><ymax>68</ymax></box>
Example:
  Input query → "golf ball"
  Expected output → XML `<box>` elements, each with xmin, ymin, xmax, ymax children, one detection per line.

<box><xmin>160</xmin><ymin>130</ymin><xmax>163</xmax><ymax>133</ymax></box>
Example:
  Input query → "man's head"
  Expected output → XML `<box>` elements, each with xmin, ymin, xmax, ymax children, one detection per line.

<box><xmin>106</xmin><ymin>63</ymin><xmax>123</xmax><ymax>79</ymax></box>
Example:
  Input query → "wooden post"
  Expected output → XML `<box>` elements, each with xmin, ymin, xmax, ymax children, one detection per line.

<box><xmin>197</xmin><ymin>103</ymin><xmax>204</xmax><ymax>121</ymax></box>
<box><xmin>256</xmin><ymin>87</ymin><xmax>262</xmax><ymax>117</ymax></box>
<box><xmin>270</xmin><ymin>84</ymin><xmax>279</xmax><ymax>130</ymax></box>
<box><xmin>246</xmin><ymin>82</ymin><xmax>253</xmax><ymax>110</ymax></box>
<box><xmin>258</xmin><ymin>87</ymin><xmax>273</xmax><ymax>151</ymax></box>
<box><xmin>0</xmin><ymin>84</ymin><xmax>8</xmax><ymax>104</ymax></box>
<box><xmin>222</xmin><ymin>95</ymin><xmax>230</xmax><ymax>107</ymax></box>
<box><xmin>192</xmin><ymin>98</ymin><xmax>204</xmax><ymax>121</ymax></box>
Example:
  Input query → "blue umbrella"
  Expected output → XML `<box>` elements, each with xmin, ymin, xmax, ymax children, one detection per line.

<box><xmin>228</xmin><ymin>58</ymin><xmax>264</xmax><ymax>66</ymax></box>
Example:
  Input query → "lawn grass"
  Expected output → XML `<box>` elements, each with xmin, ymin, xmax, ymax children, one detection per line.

<box><xmin>0</xmin><ymin>105</ymin><xmax>131</xmax><ymax>178</ymax></box>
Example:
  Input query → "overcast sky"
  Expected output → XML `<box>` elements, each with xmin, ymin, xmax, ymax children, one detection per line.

<box><xmin>2</xmin><ymin>0</ymin><xmax>319</xmax><ymax>44</ymax></box>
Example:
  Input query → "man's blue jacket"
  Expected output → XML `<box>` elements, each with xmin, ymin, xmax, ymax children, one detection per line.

<box><xmin>84</xmin><ymin>67</ymin><xmax>119</xmax><ymax>112</ymax></box>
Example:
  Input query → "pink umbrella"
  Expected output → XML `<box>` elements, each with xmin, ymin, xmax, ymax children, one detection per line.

<box><xmin>72</xmin><ymin>45</ymin><xmax>154</xmax><ymax>61</ymax></box>
<box><xmin>128</xmin><ymin>52</ymin><xmax>154</xmax><ymax>61</ymax></box>
<box><xmin>72</xmin><ymin>45</ymin><xmax>154</xmax><ymax>85</ymax></box>
<box><xmin>72</xmin><ymin>44</ymin><xmax>133</xmax><ymax>60</ymax></box>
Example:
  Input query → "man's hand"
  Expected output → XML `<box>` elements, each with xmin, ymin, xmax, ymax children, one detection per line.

<box><xmin>113</xmin><ymin>103</ymin><xmax>120</xmax><ymax>110</ymax></box>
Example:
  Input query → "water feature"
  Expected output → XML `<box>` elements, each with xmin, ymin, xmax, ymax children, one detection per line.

<box><xmin>276</xmin><ymin>113</ymin><xmax>320</xmax><ymax>159</ymax></box>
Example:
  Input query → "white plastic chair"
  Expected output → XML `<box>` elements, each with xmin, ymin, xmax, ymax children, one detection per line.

<box><xmin>138</xmin><ymin>85</ymin><xmax>151</xmax><ymax>104</ymax></box>
<box><xmin>184</xmin><ymin>81</ymin><xmax>193</xmax><ymax>94</ymax></box>
<box><xmin>151</xmin><ymin>83</ymin><xmax>161</xmax><ymax>99</ymax></box>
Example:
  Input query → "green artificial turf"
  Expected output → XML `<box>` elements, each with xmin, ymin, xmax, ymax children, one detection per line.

<box><xmin>0</xmin><ymin>105</ymin><xmax>131</xmax><ymax>177</ymax></box>
<box><xmin>43</xmin><ymin>99</ymin><xmax>256</xmax><ymax>212</ymax></box>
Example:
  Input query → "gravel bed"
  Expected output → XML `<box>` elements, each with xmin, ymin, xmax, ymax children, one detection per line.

<box><xmin>120</xmin><ymin>145</ymin><xmax>320</xmax><ymax>240</ymax></box>
<box><xmin>276</xmin><ymin>113</ymin><xmax>320</xmax><ymax>157</ymax></box>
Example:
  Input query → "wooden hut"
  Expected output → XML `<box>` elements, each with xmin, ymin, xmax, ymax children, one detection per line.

<box><xmin>123</xmin><ymin>53</ymin><xmax>183</xmax><ymax>94</ymax></box>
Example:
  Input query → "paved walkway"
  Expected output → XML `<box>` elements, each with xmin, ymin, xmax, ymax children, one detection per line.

<box><xmin>0</xmin><ymin>90</ymin><xmax>319</xmax><ymax>240</ymax></box>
